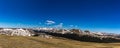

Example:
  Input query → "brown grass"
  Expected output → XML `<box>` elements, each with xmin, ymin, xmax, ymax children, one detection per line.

<box><xmin>0</xmin><ymin>35</ymin><xmax>120</xmax><ymax>48</ymax></box>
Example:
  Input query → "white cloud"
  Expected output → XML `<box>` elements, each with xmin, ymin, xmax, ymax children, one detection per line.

<box><xmin>45</xmin><ymin>20</ymin><xmax>55</xmax><ymax>25</ymax></box>
<box><xmin>54</xmin><ymin>23</ymin><xmax>63</xmax><ymax>28</ymax></box>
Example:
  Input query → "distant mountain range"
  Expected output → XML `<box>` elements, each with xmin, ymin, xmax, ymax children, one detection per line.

<box><xmin>0</xmin><ymin>28</ymin><xmax>120</xmax><ymax>43</ymax></box>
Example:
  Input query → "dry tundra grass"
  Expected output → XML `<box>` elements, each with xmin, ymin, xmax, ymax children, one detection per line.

<box><xmin>0</xmin><ymin>35</ymin><xmax>120</xmax><ymax>48</ymax></box>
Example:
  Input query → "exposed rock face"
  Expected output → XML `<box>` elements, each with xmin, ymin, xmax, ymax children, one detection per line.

<box><xmin>11</xmin><ymin>29</ymin><xmax>32</xmax><ymax>36</ymax></box>
<box><xmin>0</xmin><ymin>28</ymin><xmax>120</xmax><ymax>43</ymax></box>
<box><xmin>0</xmin><ymin>28</ymin><xmax>34</xmax><ymax>36</ymax></box>
<box><xmin>32</xmin><ymin>28</ymin><xmax>120</xmax><ymax>43</ymax></box>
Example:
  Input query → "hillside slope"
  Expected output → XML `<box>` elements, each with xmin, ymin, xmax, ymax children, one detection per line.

<box><xmin>0</xmin><ymin>35</ymin><xmax>120</xmax><ymax>48</ymax></box>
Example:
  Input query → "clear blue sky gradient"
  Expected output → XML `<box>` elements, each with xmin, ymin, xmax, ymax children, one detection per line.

<box><xmin>0</xmin><ymin>0</ymin><xmax>120</xmax><ymax>33</ymax></box>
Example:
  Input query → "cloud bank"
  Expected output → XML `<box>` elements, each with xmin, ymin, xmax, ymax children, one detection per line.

<box><xmin>45</xmin><ymin>20</ymin><xmax>55</xmax><ymax>25</ymax></box>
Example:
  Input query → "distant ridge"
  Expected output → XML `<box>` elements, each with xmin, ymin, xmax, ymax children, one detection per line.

<box><xmin>0</xmin><ymin>28</ymin><xmax>120</xmax><ymax>43</ymax></box>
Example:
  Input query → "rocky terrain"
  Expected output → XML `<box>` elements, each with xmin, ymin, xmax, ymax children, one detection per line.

<box><xmin>0</xmin><ymin>28</ymin><xmax>120</xmax><ymax>43</ymax></box>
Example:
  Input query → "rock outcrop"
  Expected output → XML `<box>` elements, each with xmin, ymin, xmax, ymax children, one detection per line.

<box><xmin>0</xmin><ymin>28</ymin><xmax>34</xmax><ymax>36</ymax></box>
<box><xmin>0</xmin><ymin>28</ymin><xmax>120</xmax><ymax>43</ymax></box>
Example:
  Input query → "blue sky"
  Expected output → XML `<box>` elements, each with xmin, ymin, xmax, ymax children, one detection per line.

<box><xmin>0</xmin><ymin>0</ymin><xmax>120</xmax><ymax>33</ymax></box>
